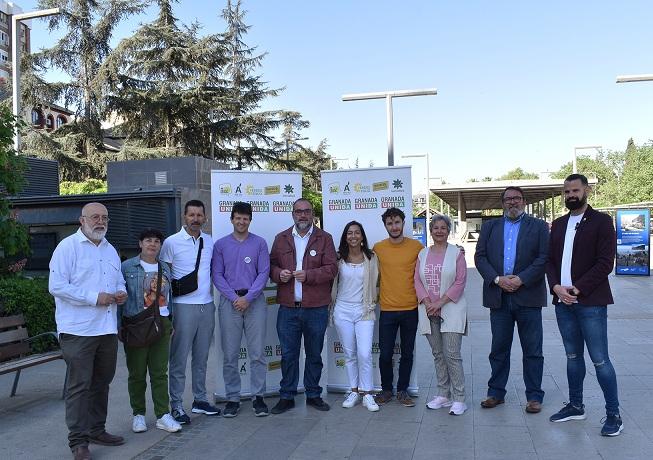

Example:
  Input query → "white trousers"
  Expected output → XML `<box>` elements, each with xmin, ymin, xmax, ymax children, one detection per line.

<box><xmin>333</xmin><ymin>302</ymin><xmax>375</xmax><ymax>392</ymax></box>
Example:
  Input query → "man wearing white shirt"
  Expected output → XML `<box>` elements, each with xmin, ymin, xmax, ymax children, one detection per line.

<box><xmin>49</xmin><ymin>202</ymin><xmax>127</xmax><ymax>460</ymax></box>
<box><xmin>160</xmin><ymin>200</ymin><xmax>220</xmax><ymax>424</ymax></box>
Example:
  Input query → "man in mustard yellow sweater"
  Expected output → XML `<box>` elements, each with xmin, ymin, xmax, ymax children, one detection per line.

<box><xmin>373</xmin><ymin>207</ymin><xmax>424</xmax><ymax>407</ymax></box>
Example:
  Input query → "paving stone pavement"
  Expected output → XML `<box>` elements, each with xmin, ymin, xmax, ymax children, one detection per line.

<box><xmin>2</xmin><ymin>251</ymin><xmax>653</xmax><ymax>459</ymax></box>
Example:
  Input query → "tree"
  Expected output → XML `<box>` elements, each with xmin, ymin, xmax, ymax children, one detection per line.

<box><xmin>60</xmin><ymin>179</ymin><xmax>107</xmax><ymax>195</ymax></box>
<box><xmin>22</xmin><ymin>0</ymin><xmax>144</xmax><ymax>179</ymax></box>
<box><xmin>0</xmin><ymin>107</ymin><xmax>29</xmax><ymax>259</ymax></box>
<box><xmin>497</xmin><ymin>167</ymin><xmax>538</xmax><ymax>180</ymax></box>
<box><xmin>213</xmin><ymin>0</ymin><xmax>307</xmax><ymax>168</ymax></box>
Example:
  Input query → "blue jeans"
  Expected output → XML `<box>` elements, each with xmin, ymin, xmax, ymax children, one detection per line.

<box><xmin>488</xmin><ymin>294</ymin><xmax>544</xmax><ymax>402</ymax></box>
<box><xmin>276</xmin><ymin>305</ymin><xmax>328</xmax><ymax>399</ymax></box>
<box><xmin>555</xmin><ymin>303</ymin><xmax>620</xmax><ymax>415</ymax></box>
<box><xmin>379</xmin><ymin>309</ymin><xmax>418</xmax><ymax>392</ymax></box>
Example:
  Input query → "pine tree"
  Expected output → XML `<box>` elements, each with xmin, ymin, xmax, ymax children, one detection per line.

<box><xmin>21</xmin><ymin>0</ymin><xmax>144</xmax><ymax>179</ymax></box>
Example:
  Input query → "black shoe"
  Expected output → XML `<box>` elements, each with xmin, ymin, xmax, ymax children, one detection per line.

<box><xmin>223</xmin><ymin>401</ymin><xmax>240</xmax><ymax>418</ymax></box>
<box><xmin>171</xmin><ymin>407</ymin><xmax>191</xmax><ymax>425</ymax></box>
<box><xmin>271</xmin><ymin>398</ymin><xmax>295</xmax><ymax>414</ymax></box>
<box><xmin>191</xmin><ymin>400</ymin><xmax>221</xmax><ymax>416</ymax></box>
<box><xmin>306</xmin><ymin>397</ymin><xmax>330</xmax><ymax>411</ymax></box>
<box><xmin>253</xmin><ymin>396</ymin><xmax>269</xmax><ymax>417</ymax></box>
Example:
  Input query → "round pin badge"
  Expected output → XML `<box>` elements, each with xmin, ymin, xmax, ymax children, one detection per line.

<box><xmin>244</xmin><ymin>256</ymin><xmax>251</xmax><ymax>264</ymax></box>
<box><xmin>309</xmin><ymin>249</ymin><xmax>317</xmax><ymax>257</ymax></box>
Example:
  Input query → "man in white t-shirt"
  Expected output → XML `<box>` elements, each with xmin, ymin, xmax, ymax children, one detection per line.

<box><xmin>546</xmin><ymin>174</ymin><xmax>621</xmax><ymax>437</ymax></box>
<box><xmin>160</xmin><ymin>200</ymin><xmax>220</xmax><ymax>424</ymax></box>
<box><xmin>49</xmin><ymin>202</ymin><xmax>127</xmax><ymax>460</ymax></box>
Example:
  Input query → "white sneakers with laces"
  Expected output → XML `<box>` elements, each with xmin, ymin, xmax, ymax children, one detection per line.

<box><xmin>449</xmin><ymin>401</ymin><xmax>467</xmax><ymax>415</ymax></box>
<box><xmin>426</xmin><ymin>396</ymin><xmax>452</xmax><ymax>410</ymax></box>
<box><xmin>362</xmin><ymin>394</ymin><xmax>380</xmax><ymax>412</ymax></box>
<box><xmin>342</xmin><ymin>391</ymin><xmax>362</xmax><ymax>408</ymax></box>
<box><xmin>156</xmin><ymin>413</ymin><xmax>182</xmax><ymax>432</ymax></box>
<box><xmin>132</xmin><ymin>414</ymin><xmax>147</xmax><ymax>433</ymax></box>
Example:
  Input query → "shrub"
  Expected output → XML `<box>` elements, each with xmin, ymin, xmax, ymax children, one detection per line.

<box><xmin>0</xmin><ymin>276</ymin><xmax>57</xmax><ymax>352</ymax></box>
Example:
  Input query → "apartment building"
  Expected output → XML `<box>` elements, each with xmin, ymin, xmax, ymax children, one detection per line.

<box><xmin>0</xmin><ymin>1</ymin><xmax>30</xmax><ymax>82</ymax></box>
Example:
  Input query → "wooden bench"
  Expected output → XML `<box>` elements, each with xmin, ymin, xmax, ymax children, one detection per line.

<box><xmin>0</xmin><ymin>314</ymin><xmax>66</xmax><ymax>398</ymax></box>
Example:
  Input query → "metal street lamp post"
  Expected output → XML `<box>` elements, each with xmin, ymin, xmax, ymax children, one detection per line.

<box><xmin>12</xmin><ymin>7</ymin><xmax>60</xmax><ymax>152</ymax></box>
<box><xmin>402</xmin><ymin>153</ymin><xmax>431</xmax><ymax>245</ymax></box>
<box><xmin>616</xmin><ymin>74</ymin><xmax>653</xmax><ymax>83</ymax></box>
<box><xmin>573</xmin><ymin>145</ymin><xmax>602</xmax><ymax>174</ymax></box>
<box><xmin>342</xmin><ymin>88</ymin><xmax>437</xmax><ymax>167</ymax></box>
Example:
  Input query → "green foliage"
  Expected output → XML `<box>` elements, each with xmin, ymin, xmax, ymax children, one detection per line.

<box><xmin>60</xmin><ymin>179</ymin><xmax>107</xmax><ymax>195</ymax></box>
<box><xmin>0</xmin><ymin>276</ymin><xmax>57</xmax><ymax>352</ymax></box>
<box><xmin>303</xmin><ymin>189</ymin><xmax>323</xmax><ymax>221</ymax></box>
<box><xmin>497</xmin><ymin>168</ymin><xmax>539</xmax><ymax>180</ymax></box>
<box><xmin>0</xmin><ymin>106</ymin><xmax>29</xmax><ymax>257</ymax></box>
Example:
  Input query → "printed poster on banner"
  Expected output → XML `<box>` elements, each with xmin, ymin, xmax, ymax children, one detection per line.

<box><xmin>615</xmin><ymin>209</ymin><xmax>650</xmax><ymax>276</ymax></box>
<box><xmin>210</xmin><ymin>170</ymin><xmax>303</xmax><ymax>399</ymax></box>
<box><xmin>321</xmin><ymin>166</ymin><xmax>421</xmax><ymax>395</ymax></box>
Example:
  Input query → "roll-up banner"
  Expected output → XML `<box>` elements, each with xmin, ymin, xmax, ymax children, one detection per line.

<box><xmin>211</xmin><ymin>170</ymin><xmax>304</xmax><ymax>399</ymax></box>
<box><xmin>321</xmin><ymin>166</ymin><xmax>420</xmax><ymax>395</ymax></box>
<box><xmin>615</xmin><ymin>209</ymin><xmax>650</xmax><ymax>276</ymax></box>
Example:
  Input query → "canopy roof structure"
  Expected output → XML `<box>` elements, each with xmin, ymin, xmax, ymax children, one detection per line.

<box><xmin>430</xmin><ymin>178</ymin><xmax>598</xmax><ymax>211</ymax></box>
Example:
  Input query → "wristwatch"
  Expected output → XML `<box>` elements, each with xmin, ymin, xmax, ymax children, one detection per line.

<box><xmin>494</xmin><ymin>276</ymin><xmax>500</xmax><ymax>285</ymax></box>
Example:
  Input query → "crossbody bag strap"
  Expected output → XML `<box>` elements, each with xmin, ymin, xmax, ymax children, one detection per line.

<box><xmin>193</xmin><ymin>237</ymin><xmax>204</xmax><ymax>272</ymax></box>
<box><xmin>152</xmin><ymin>262</ymin><xmax>163</xmax><ymax>317</ymax></box>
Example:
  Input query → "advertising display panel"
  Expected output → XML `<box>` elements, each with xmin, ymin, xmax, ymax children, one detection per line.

<box><xmin>615</xmin><ymin>209</ymin><xmax>650</xmax><ymax>276</ymax></box>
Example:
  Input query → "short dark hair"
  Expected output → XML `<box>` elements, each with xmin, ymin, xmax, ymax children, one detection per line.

<box><xmin>184</xmin><ymin>199</ymin><xmax>205</xmax><ymax>215</ymax></box>
<box><xmin>381</xmin><ymin>207</ymin><xmax>405</xmax><ymax>223</ymax></box>
<box><xmin>231</xmin><ymin>201</ymin><xmax>252</xmax><ymax>219</ymax></box>
<box><xmin>500</xmin><ymin>186</ymin><xmax>524</xmax><ymax>201</ymax></box>
<box><xmin>565</xmin><ymin>173</ymin><xmax>588</xmax><ymax>186</ymax></box>
<box><xmin>139</xmin><ymin>228</ymin><xmax>164</xmax><ymax>242</ymax></box>
<box><xmin>293</xmin><ymin>197</ymin><xmax>312</xmax><ymax>209</ymax></box>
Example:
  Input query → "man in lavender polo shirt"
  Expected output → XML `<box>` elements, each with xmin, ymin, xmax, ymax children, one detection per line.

<box><xmin>212</xmin><ymin>202</ymin><xmax>270</xmax><ymax>417</ymax></box>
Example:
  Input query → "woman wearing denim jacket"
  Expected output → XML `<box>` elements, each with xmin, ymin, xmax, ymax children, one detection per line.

<box><xmin>119</xmin><ymin>228</ymin><xmax>181</xmax><ymax>434</ymax></box>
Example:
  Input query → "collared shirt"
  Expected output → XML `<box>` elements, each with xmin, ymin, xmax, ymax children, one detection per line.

<box><xmin>292</xmin><ymin>224</ymin><xmax>314</xmax><ymax>302</ymax></box>
<box><xmin>503</xmin><ymin>212</ymin><xmax>525</xmax><ymax>275</ymax></box>
<box><xmin>159</xmin><ymin>226</ymin><xmax>214</xmax><ymax>304</ymax></box>
<box><xmin>211</xmin><ymin>232</ymin><xmax>270</xmax><ymax>303</ymax></box>
<box><xmin>49</xmin><ymin>228</ymin><xmax>126</xmax><ymax>336</ymax></box>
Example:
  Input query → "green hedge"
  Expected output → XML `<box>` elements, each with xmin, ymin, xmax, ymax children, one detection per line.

<box><xmin>0</xmin><ymin>276</ymin><xmax>57</xmax><ymax>353</ymax></box>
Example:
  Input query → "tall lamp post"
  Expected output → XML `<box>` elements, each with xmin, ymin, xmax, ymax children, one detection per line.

<box><xmin>402</xmin><ymin>153</ymin><xmax>431</xmax><ymax>245</ymax></box>
<box><xmin>12</xmin><ymin>7</ymin><xmax>60</xmax><ymax>152</ymax></box>
<box><xmin>573</xmin><ymin>145</ymin><xmax>602</xmax><ymax>174</ymax></box>
<box><xmin>616</xmin><ymin>74</ymin><xmax>653</xmax><ymax>83</ymax></box>
<box><xmin>342</xmin><ymin>88</ymin><xmax>437</xmax><ymax>167</ymax></box>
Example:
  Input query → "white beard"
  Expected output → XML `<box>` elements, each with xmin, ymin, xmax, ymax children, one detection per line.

<box><xmin>82</xmin><ymin>223</ymin><xmax>107</xmax><ymax>241</ymax></box>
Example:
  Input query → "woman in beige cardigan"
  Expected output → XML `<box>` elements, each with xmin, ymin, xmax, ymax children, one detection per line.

<box><xmin>330</xmin><ymin>221</ymin><xmax>380</xmax><ymax>412</ymax></box>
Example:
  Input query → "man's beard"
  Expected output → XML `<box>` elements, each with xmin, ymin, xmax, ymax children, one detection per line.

<box><xmin>295</xmin><ymin>220</ymin><xmax>311</xmax><ymax>231</ymax></box>
<box><xmin>565</xmin><ymin>195</ymin><xmax>587</xmax><ymax>211</ymax></box>
<box><xmin>82</xmin><ymin>223</ymin><xmax>107</xmax><ymax>241</ymax></box>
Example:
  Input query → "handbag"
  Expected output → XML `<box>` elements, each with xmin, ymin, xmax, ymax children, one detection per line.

<box><xmin>119</xmin><ymin>263</ymin><xmax>164</xmax><ymax>348</ymax></box>
<box><xmin>171</xmin><ymin>237</ymin><xmax>203</xmax><ymax>297</ymax></box>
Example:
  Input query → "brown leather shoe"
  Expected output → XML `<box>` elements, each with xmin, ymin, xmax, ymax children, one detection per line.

<box><xmin>89</xmin><ymin>431</ymin><xmax>125</xmax><ymax>446</ymax></box>
<box><xmin>525</xmin><ymin>400</ymin><xmax>542</xmax><ymax>413</ymax></box>
<box><xmin>480</xmin><ymin>396</ymin><xmax>505</xmax><ymax>408</ymax></box>
<box><xmin>374</xmin><ymin>390</ymin><xmax>393</xmax><ymax>405</ymax></box>
<box><xmin>72</xmin><ymin>445</ymin><xmax>91</xmax><ymax>460</ymax></box>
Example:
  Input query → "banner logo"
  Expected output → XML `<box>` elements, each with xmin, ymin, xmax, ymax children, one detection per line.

<box><xmin>336</xmin><ymin>358</ymin><xmax>345</xmax><ymax>368</ymax></box>
<box><xmin>328</xmin><ymin>182</ymin><xmax>340</xmax><ymax>194</ymax></box>
<box><xmin>392</xmin><ymin>178</ymin><xmax>404</xmax><ymax>192</ymax></box>
<box><xmin>219</xmin><ymin>200</ymin><xmax>236</xmax><ymax>212</ymax></box>
<box><xmin>264</xmin><ymin>185</ymin><xmax>281</xmax><ymax>195</ymax></box>
<box><xmin>283</xmin><ymin>184</ymin><xmax>295</xmax><ymax>195</ymax></box>
<box><xmin>328</xmin><ymin>199</ymin><xmax>352</xmax><ymax>211</ymax></box>
<box><xmin>353</xmin><ymin>182</ymin><xmax>371</xmax><ymax>193</ymax></box>
<box><xmin>381</xmin><ymin>196</ymin><xmax>405</xmax><ymax>208</ymax></box>
<box><xmin>235</xmin><ymin>183</ymin><xmax>242</xmax><ymax>194</ymax></box>
<box><xmin>355</xmin><ymin>197</ymin><xmax>378</xmax><ymax>209</ymax></box>
<box><xmin>343</xmin><ymin>182</ymin><xmax>351</xmax><ymax>194</ymax></box>
<box><xmin>245</xmin><ymin>184</ymin><xmax>263</xmax><ymax>196</ymax></box>
<box><xmin>273</xmin><ymin>200</ymin><xmax>293</xmax><ymax>212</ymax></box>
<box><xmin>373</xmin><ymin>181</ymin><xmax>389</xmax><ymax>191</ymax></box>
<box><xmin>219</xmin><ymin>183</ymin><xmax>232</xmax><ymax>194</ymax></box>
<box><xmin>249</xmin><ymin>200</ymin><xmax>270</xmax><ymax>212</ymax></box>
<box><xmin>268</xmin><ymin>361</ymin><xmax>281</xmax><ymax>371</ymax></box>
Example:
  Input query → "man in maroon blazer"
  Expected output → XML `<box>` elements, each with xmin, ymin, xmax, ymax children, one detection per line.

<box><xmin>269</xmin><ymin>198</ymin><xmax>338</xmax><ymax>414</ymax></box>
<box><xmin>546</xmin><ymin>174</ymin><xmax>622</xmax><ymax>437</ymax></box>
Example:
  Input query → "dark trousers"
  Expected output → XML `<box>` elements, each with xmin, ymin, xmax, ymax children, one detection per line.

<box><xmin>276</xmin><ymin>305</ymin><xmax>328</xmax><ymax>399</ymax></box>
<box><xmin>59</xmin><ymin>333</ymin><xmax>118</xmax><ymax>450</ymax></box>
<box><xmin>487</xmin><ymin>294</ymin><xmax>544</xmax><ymax>402</ymax></box>
<box><xmin>378</xmin><ymin>309</ymin><xmax>418</xmax><ymax>393</ymax></box>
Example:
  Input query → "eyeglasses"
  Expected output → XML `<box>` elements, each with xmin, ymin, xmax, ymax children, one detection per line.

<box><xmin>293</xmin><ymin>208</ymin><xmax>312</xmax><ymax>215</ymax></box>
<box><xmin>82</xmin><ymin>214</ymin><xmax>110</xmax><ymax>223</ymax></box>
<box><xmin>502</xmin><ymin>196</ymin><xmax>523</xmax><ymax>203</ymax></box>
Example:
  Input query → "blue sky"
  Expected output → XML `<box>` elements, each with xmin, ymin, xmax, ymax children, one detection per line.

<box><xmin>22</xmin><ymin>0</ymin><xmax>653</xmax><ymax>188</ymax></box>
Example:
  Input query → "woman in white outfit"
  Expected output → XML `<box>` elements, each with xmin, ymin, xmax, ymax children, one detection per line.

<box><xmin>330</xmin><ymin>221</ymin><xmax>380</xmax><ymax>412</ymax></box>
<box><xmin>414</xmin><ymin>215</ymin><xmax>468</xmax><ymax>415</ymax></box>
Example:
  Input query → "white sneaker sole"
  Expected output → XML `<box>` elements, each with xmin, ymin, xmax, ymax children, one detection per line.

<box><xmin>550</xmin><ymin>414</ymin><xmax>587</xmax><ymax>423</ymax></box>
<box><xmin>156</xmin><ymin>422</ymin><xmax>181</xmax><ymax>433</ymax></box>
<box><xmin>364</xmin><ymin>404</ymin><xmax>380</xmax><ymax>412</ymax></box>
<box><xmin>132</xmin><ymin>426</ymin><xmax>147</xmax><ymax>433</ymax></box>
<box><xmin>427</xmin><ymin>401</ymin><xmax>453</xmax><ymax>410</ymax></box>
<box><xmin>602</xmin><ymin>423</ymin><xmax>624</xmax><ymax>436</ymax></box>
<box><xmin>191</xmin><ymin>408</ymin><xmax>220</xmax><ymax>415</ymax></box>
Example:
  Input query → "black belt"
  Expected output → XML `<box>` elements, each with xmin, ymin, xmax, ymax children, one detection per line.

<box><xmin>235</xmin><ymin>289</ymin><xmax>249</xmax><ymax>297</ymax></box>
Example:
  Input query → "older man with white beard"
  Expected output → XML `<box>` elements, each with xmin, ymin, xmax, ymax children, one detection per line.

<box><xmin>49</xmin><ymin>202</ymin><xmax>128</xmax><ymax>460</ymax></box>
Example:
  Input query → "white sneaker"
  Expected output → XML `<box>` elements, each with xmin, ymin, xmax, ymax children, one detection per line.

<box><xmin>132</xmin><ymin>414</ymin><xmax>147</xmax><ymax>433</ymax></box>
<box><xmin>426</xmin><ymin>396</ymin><xmax>452</xmax><ymax>410</ymax></box>
<box><xmin>342</xmin><ymin>391</ymin><xmax>361</xmax><ymax>408</ymax></box>
<box><xmin>362</xmin><ymin>394</ymin><xmax>380</xmax><ymax>412</ymax></box>
<box><xmin>156</xmin><ymin>413</ymin><xmax>182</xmax><ymax>433</ymax></box>
<box><xmin>449</xmin><ymin>401</ymin><xmax>467</xmax><ymax>415</ymax></box>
